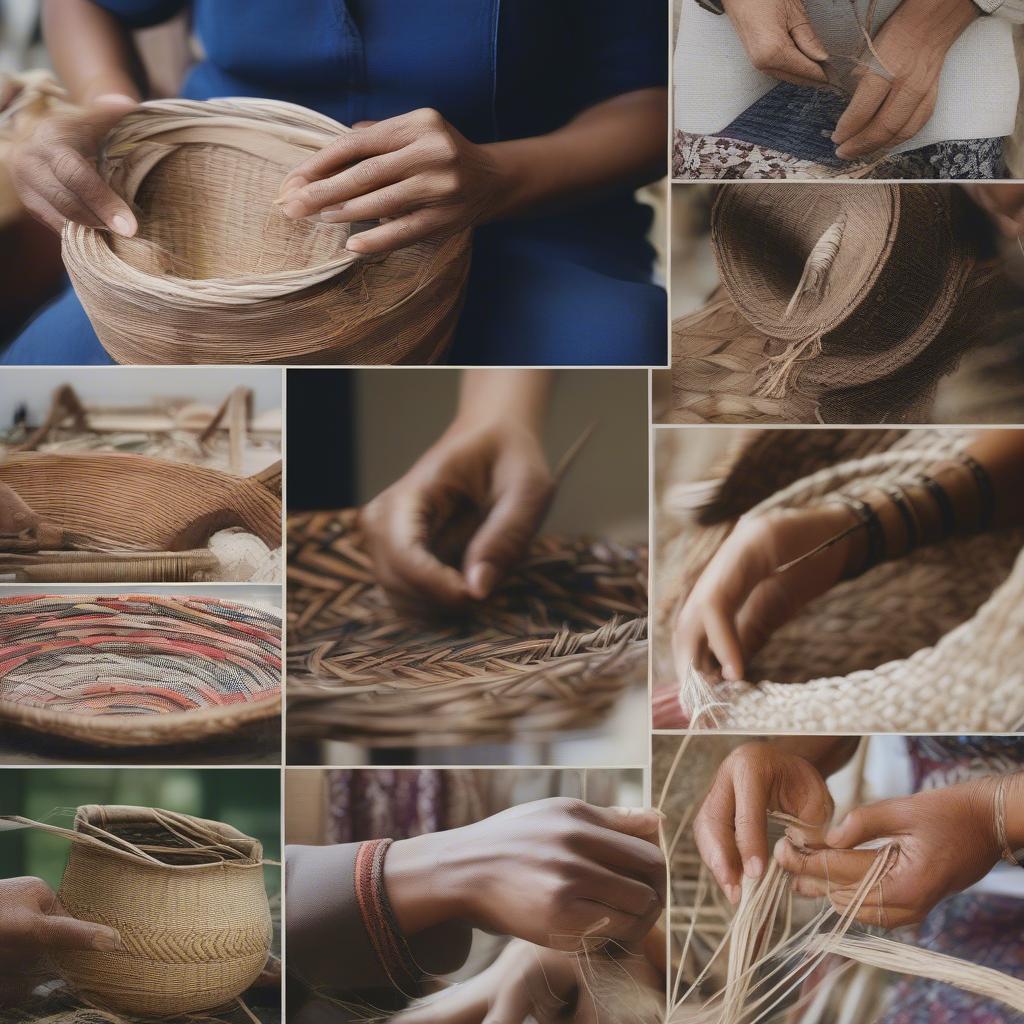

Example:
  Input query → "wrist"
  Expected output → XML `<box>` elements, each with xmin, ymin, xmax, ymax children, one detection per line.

<box><xmin>384</xmin><ymin>831</ymin><xmax>465</xmax><ymax>935</ymax></box>
<box><xmin>895</xmin><ymin>0</ymin><xmax>977</xmax><ymax>50</ymax></box>
<box><xmin>964</xmin><ymin>776</ymin><xmax>1007</xmax><ymax>869</ymax></box>
<box><xmin>478</xmin><ymin>140</ymin><xmax>531</xmax><ymax>222</ymax></box>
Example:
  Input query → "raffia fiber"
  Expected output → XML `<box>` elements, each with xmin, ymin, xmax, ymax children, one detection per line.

<box><xmin>665</xmin><ymin>184</ymin><xmax>1016</xmax><ymax>424</ymax></box>
<box><xmin>287</xmin><ymin>509</ymin><xmax>647</xmax><ymax>746</ymax></box>
<box><xmin>61</xmin><ymin>98</ymin><xmax>471</xmax><ymax>365</ymax></box>
<box><xmin>0</xmin><ymin>594</ymin><xmax>281</xmax><ymax>747</ymax></box>
<box><xmin>0</xmin><ymin>806</ymin><xmax>272</xmax><ymax>1018</ymax></box>
<box><xmin>654</xmin><ymin>429</ymin><xmax>1024</xmax><ymax>732</ymax></box>
<box><xmin>0</xmin><ymin>451</ymin><xmax>281</xmax><ymax>553</ymax></box>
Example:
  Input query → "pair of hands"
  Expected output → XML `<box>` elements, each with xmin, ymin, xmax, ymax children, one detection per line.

<box><xmin>11</xmin><ymin>95</ymin><xmax>504</xmax><ymax>255</ymax></box>
<box><xmin>723</xmin><ymin>0</ymin><xmax>979</xmax><ymax>160</ymax></box>
<box><xmin>385</xmin><ymin>798</ymin><xmax>666</xmax><ymax>954</ymax></box>
<box><xmin>695</xmin><ymin>743</ymin><xmax>1005</xmax><ymax>927</ymax></box>
<box><xmin>0</xmin><ymin>876</ymin><xmax>121</xmax><ymax>1007</ymax></box>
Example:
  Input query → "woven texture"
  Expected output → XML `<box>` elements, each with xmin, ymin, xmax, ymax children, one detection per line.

<box><xmin>63</xmin><ymin>98</ymin><xmax>471</xmax><ymax>365</ymax></box>
<box><xmin>668</xmin><ymin>184</ymin><xmax>1012</xmax><ymax>424</ymax></box>
<box><xmin>0</xmin><ymin>451</ymin><xmax>281</xmax><ymax>553</ymax></box>
<box><xmin>0</xmin><ymin>594</ymin><xmax>280</xmax><ymax>747</ymax></box>
<box><xmin>287</xmin><ymin>509</ymin><xmax>648</xmax><ymax>747</ymax></box>
<box><xmin>655</xmin><ymin>429</ymin><xmax>1024</xmax><ymax>732</ymax></box>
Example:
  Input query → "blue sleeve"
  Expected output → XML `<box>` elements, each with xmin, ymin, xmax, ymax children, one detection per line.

<box><xmin>87</xmin><ymin>0</ymin><xmax>189</xmax><ymax>29</ymax></box>
<box><xmin>573</xmin><ymin>0</ymin><xmax>668</xmax><ymax>108</ymax></box>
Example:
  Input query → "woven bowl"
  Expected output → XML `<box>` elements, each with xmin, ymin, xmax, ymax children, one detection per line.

<box><xmin>658</xmin><ymin>430</ymin><xmax>1024</xmax><ymax>733</ymax></box>
<box><xmin>51</xmin><ymin>806</ymin><xmax>271</xmax><ymax>1016</ymax></box>
<box><xmin>64</xmin><ymin>98</ymin><xmax>471</xmax><ymax>365</ymax></box>
<box><xmin>287</xmin><ymin>509</ymin><xmax>648</xmax><ymax>746</ymax></box>
<box><xmin>0</xmin><ymin>594</ymin><xmax>281</xmax><ymax>747</ymax></box>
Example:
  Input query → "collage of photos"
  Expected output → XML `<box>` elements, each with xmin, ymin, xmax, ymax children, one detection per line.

<box><xmin>0</xmin><ymin>1</ymin><xmax>1022</xmax><ymax>1023</ymax></box>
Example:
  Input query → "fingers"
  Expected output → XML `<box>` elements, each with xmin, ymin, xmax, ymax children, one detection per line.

<box><xmin>14</xmin><ymin>182</ymin><xmax>66</xmax><ymax>234</ymax></box>
<box><xmin>693</xmin><ymin>780</ymin><xmax>743</xmax><ymax>904</ymax></box>
<box><xmin>834</xmin><ymin>81</ymin><xmax>932</xmax><ymax>160</ymax></box>
<box><xmin>590</xmin><ymin>805</ymin><xmax>663</xmax><ymax>842</ymax></box>
<box><xmin>345</xmin><ymin>208</ymin><xmax>451</xmax><ymax>254</ymax></box>
<box><xmin>394</xmin><ymin>984</ymin><xmax>490</xmax><ymax>1024</ymax></box>
<box><xmin>573</xmin><ymin>826</ymin><xmax>666</xmax><ymax>902</ymax></box>
<box><xmin>482</xmin><ymin>980</ymin><xmax>534</xmax><ymax>1024</ymax></box>
<box><xmin>733</xmin><ymin>773</ymin><xmax>770</xmax><ymax>881</ymax></box>
<box><xmin>788</xmin><ymin>21</ymin><xmax>828</xmax><ymax>64</ymax></box>
<box><xmin>30</xmin><ymin>913</ymin><xmax>122</xmax><ymax>953</ymax></box>
<box><xmin>745</xmin><ymin>23</ymin><xmax>828</xmax><ymax>88</ymax></box>
<box><xmin>462</xmin><ymin>471</ymin><xmax>553</xmax><ymax>600</ymax></box>
<box><xmin>774</xmin><ymin>837</ymin><xmax>876</xmax><ymax>888</ymax></box>
<box><xmin>702</xmin><ymin>603</ymin><xmax>745</xmax><ymax>683</ymax></box>
<box><xmin>826</xmin><ymin>801</ymin><xmax>904</xmax><ymax>849</ymax></box>
<box><xmin>48</xmin><ymin>147</ymin><xmax>137</xmax><ymax>235</ymax></box>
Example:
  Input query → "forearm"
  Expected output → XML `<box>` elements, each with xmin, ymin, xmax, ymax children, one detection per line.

<box><xmin>483</xmin><ymin>88</ymin><xmax>666</xmax><ymax>222</ymax></box>
<box><xmin>456</xmin><ymin>369</ymin><xmax>554</xmax><ymax>432</ymax></box>
<box><xmin>43</xmin><ymin>0</ymin><xmax>144</xmax><ymax>104</ymax></box>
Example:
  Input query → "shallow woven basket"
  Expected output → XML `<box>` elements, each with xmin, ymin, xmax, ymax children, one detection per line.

<box><xmin>0</xmin><ymin>594</ymin><xmax>281</xmax><ymax>747</ymax></box>
<box><xmin>655</xmin><ymin>429</ymin><xmax>1024</xmax><ymax>733</ymax></box>
<box><xmin>287</xmin><ymin>510</ymin><xmax>648</xmax><ymax>747</ymax></box>
<box><xmin>0</xmin><ymin>451</ymin><xmax>281</xmax><ymax>552</ymax></box>
<box><xmin>64</xmin><ymin>98</ymin><xmax>471</xmax><ymax>365</ymax></box>
<box><xmin>1</xmin><ymin>805</ymin><xmax>271</xmax><ymax>1016</ymax></box>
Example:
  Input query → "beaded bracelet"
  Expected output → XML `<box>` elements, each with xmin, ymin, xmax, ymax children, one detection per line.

<box><xmin>959</xmin><ymin>453</ymin><xmax>996</xmax><ymax>532</ymax></box>
<box><xmin>884</xmin><ymin>484</ymin><xmax>920</xmax><ymax>555</ymax></box>
<box><xmin>995</xmin><ymin>774</ymin><xmax>1024</xmax><ymax>869</ymax></box>
<box><xmin>835</xmin><ymin>494</ymin><xmax>885</xmax><ymax>575</ymax></box>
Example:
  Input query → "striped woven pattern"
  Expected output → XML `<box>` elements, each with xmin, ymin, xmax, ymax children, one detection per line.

<box><xmin>0</xmin><ymin>594</ymin><xmax>281</xmax><ymax>746</ymax></box>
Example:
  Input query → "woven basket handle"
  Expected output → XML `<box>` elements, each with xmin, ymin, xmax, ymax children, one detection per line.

<box><xmin>250</xmin><ymin>460</ymin><xmax>282</xmax><ymax>497</ymax></box>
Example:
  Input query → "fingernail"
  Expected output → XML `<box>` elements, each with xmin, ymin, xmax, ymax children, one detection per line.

<box><xmin>466</xmin><ymin>561</ymin><xmax>499</xmax><ymax>599</ymax></box>
<box><xmin>278</xmin><ymin>174</ymin><xmax>307</xmax><ymax>199</ymax></box>
<box><xmin>93</xmin><ymin>928</ymin><xmax>122</xmax><ymax>952</ymax></box>
<box><xmin>836</xmin><ymin>146</ymin><xmax>851</xmax><ymax>160</ymax></box>
<box><xmin>745</xmin><ymin>856</ymin><xmax>764</xmax><ymax>879</ymax></box>
<box><xmin>282</xmin><ymin>200</ymin><xmax>307</xmax><ymax>220</ymax></box>
<box><xmin>726</xmin><ymin>884</ymin><xmax>740</xmax><ymax>905</ymax></box>
<box><xmin>346</xmin><ymin>236</ymin><xmax>367</xmax><ymax>252</ymax></box>
<box><xmin>110</xmin><ymin>214</ymin><xmax>135</xmax><ymax>237</ymax></box>
<box><xmin>321</xmin><ymin>206</ymin><xmax>349</xmax><ymax>223</ymax></box>
<box><xmin>723</xmin><ymin>663</ymin><xmax>740</xmax><ymax>682</ymax></box>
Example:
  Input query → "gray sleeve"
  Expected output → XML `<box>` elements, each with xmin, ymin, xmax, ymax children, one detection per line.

<box><xmin>285</xmin><ymin>842</ymin><xmax>473</xmax><ymax>995</ymax></box>
<box><xmin>974</xmin><ymin>0</ymin><xmax>1024</xmax><ymax>21</ymax></box>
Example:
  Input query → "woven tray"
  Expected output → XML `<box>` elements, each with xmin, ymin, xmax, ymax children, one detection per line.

<box><xmin>287</xmin><ymin>509</ymin><xmax>648</xmax><ymax>747</ymax></box>
<box><xmin>0</xmin><ymin>594</ymin><xmax>281</xmax><ymax>747</ymax></box>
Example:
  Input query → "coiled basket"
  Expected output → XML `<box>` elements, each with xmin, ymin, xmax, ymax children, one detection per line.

<box><xmin>656</xmin><ymin>429</ymin><xmax>1024</xmax><ymax>733</ymax></box>
<box><xmin>63</xmin><ymin>98</ymin><xmax>471</xmax><ymax>365</ymax></box>
<box><xmin>1</xmin><ymin>805</ymin><xmax>272</xmax><ymax>1017</ymax></box>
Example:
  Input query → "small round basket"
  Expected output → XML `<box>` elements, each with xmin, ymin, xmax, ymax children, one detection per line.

<box><xmin>287</xmin><ymin>509</ymin><xmax>648</xmax><ymax>747</ymax></box>
<box><xmin>656</xmin><ymin>429</ymin><xmax>1024</xmax><ymax>733</ymax></box>
<box><xmin>0</xmin><ymin>594</ymin><xmax>281</xmax><ymax>747</ymax></box>
<box><xmin>0</xmin><ymin>805</ymin><xmax>273</xmax><ymax>1017</ymax></box>
<box><xmin>63</xmin><ymin>98</ymin><xmax>471</xmax><ymax>365</ymax></box>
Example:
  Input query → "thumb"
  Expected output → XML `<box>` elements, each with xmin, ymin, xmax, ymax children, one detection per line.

<box><xmin>594</xmin><ymin>805</ymin><xmax>665</xmax><ymax>840</ymax></box>
<box><xmin>34</xmin><ymin>913</ymin><xmax>122</xmax><ymax>953</ymax></box>
<box><xmin>462</xmin><ymin>473</ymin><xmax>552</xmax><ymax>600</ymax></box>
<box><xmin>826</xmin><ymin>801</ymin><xmax>902</xmax><ymax>850</ymax></box>
<box><xmin>352</xmin><ymin>120</ymin><xmax>379</xmax><ymax>129</ymax></box>
<box><xmin>787</xmin><ymin>6</ymin><xmax>829</xmax><ymax>62</ymax></box>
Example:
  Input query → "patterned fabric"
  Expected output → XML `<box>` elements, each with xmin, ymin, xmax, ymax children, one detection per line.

<box><xmin>906</xmin><ymin>737</ymin><xmax>1024</xmax><ymax>791</ymax></box>
<box><xmin>326</xmin><ymin>770</ymin><xmax>447</xmax><ymax>844</ymax></box>
<box><xmin>673</xmin><ymin>130</ymin><xmax>1005</xmax><ymax>180</ymax></box>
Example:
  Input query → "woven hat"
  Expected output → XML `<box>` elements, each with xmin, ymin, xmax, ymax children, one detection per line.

<box><xmin>63</xmin><ymin>98</ymin><xmax>471</xmax><ymax>365</ymax></box>
<box><xmin>670</xmin><ymin>184</ymin><xmax>1005</xmax><ymax>423</ymax></box>
<box><xmin>1</xmin><ymin>805</ymin><xmax>272</xmax><ymax>1016</ymax></box>
<box><xmin>0</xmin><ymin>594</ymin><xmax>281</xmax><ymax>747</ymax></box>
<box><xmin>287</xmin><ymin>509</ymin><xmax>648</xmax><ymax>747</ymax></box>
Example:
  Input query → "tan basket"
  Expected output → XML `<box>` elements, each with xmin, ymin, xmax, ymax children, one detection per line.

<box><xmin>1</xmin><ymin>805</ymin><xmax>272</xmax><ymax>1017</ymax></box>
<box><xmin>0</xmin><ymin>594</ymin><xmax>281</xmax><ymax>748</ymax></box>
<box><xmin>287</xmin><ymin>509</ymin><xmax>648</xmax><ymax>747</ymax></box>
<box><xmin>63</xmin><ymin>98</ymin><xmax>471</xmax><ymax>365</ymax></box>
<box><xmin>655</xmin><ymin>429</ymin><xmax>1024</xmax><ymax>732</ymax></box>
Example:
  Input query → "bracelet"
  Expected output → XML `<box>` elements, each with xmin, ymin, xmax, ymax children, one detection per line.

<box><xmin>994</xmin><ymin>774</ymin><xmax>1024</xmax><ymax>868</ymax></box>
<box><xmin>884</xmin><ymin>484</ymin><xmax>920</xmax><ymax>556</ymax></box>
<box><xmin>958</xmin><ymin>454</ymin><xmax>996</xmax><ymax>532</ymax></box>
<box><xmin>354</xmin><ymin>838</ymin><xmax>422</xmax><ymax>991</ymax></box>
<box><xmin>916</xmin><ymin>474</ymin><xmax>957</xmax><ymax>540</ymax></box>
<box><xmin>835</xmin><ymin>494</ymin><xmax>885</xmax><ymax>575</ymax></box>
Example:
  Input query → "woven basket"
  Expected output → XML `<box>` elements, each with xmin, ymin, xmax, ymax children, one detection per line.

<box><xmin>0</xmin><ymin>451</ymin><xmax>281</xmax><ymax>552</ymax></box>
<box><xmin>655</xmin><ymin>429</ymin><xmax>1024</xmax><ymax>733</ymax></box>
<box><xmin>1</xmin><ymin>805</ymin><xmax>272</xmax><ymax>1016</ymax></box>
<box><xmin>0</xmin><ymin>594</ymin><xmax>280</xmax><ymax>747</ymax></box>
<box><xmin>64</xmin><ymin>98</ymin><xmax>471</xmax><ymax>365</ymax></box>
<box><xmin>287</xmin><ymin>509</ymin><xmax>648</xmax><ymax>747</ymax></box>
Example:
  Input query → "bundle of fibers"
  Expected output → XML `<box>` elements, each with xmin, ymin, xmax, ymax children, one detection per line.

<box><xmin>655</xmin><ymin>429</ymin><xmax>1024</xmax><ymax>733</ymax></box>
<box><xmin>668</xmin><ymin>183</ymin><xmax>1011</xmax><ymax>424</ymax></box>
<box><xmin>0</xmin><ymin>451</ymin><xmax>281</xmax><ymax>552</ymax></box>
<box><xmin>0</xmin><ymin>806</ymin><xmax>272</xmax><ymax>1017</ymax></box>
<box><xmin>62</xmin><ymin>97</ymin><xmax>471</xmax><ymax>365</ymax></box>
<box><xmin>0</xmin><ymin>594</ymin><xmax>281</xmax><ymax>747</ymax></box>
<box><xmin>287</xmin><ymin>509</ymin><xmax>648</xmax><ymax>746</ymax></box>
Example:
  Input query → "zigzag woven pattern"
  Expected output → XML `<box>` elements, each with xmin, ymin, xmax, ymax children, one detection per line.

<box><xmin>0</xmin><ymin>594</ymin><xmax>281</xmax><ymax>746</ymax></box>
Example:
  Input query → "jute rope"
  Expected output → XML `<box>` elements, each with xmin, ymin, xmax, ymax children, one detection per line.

<box><xmin>61</xmin><ymin>98</ymin><xmax>471</xmax><ymax>365</ymax></box>
<box><xmin>0</xmin><ymin>806</ymin><xmax>272</xmax><ymax>1017</ymax></box>
<box><xmin>0</xmin><ymin>594</ymin><xmax>281</xmax><ymax>747</ymax></box>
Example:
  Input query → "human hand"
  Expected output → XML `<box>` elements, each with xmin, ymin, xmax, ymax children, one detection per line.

<box><xmin>673</xmin><ymin>503</ymin><xmax>856</xmax><ymax>683</ymax></box>
<box><xmin>966</xmin><ymin>184</ymin><xmax>1024</xmax><ymax>241</ymax></box>
<box><xmin>10</xmin><ymin>98</ymin><xmax>138</xmax><ymax>235</ymax></box>
<box><xmin>832</xmin><ymin>0</ymin><xmax>978</xmax><ymax>160</ymax></box>
<box><xmin>278</xmin><ymin>108</ymin><xmax>509</xmax><ymax>255</ymax></box>
<box><xmin>775</xmin><ymin>778</ymin><xmax>1002</xmax><ymax>927</ymax></box>
<box><xmin>360</xmin><ymin>419</ymin><xmax>554</xmax><ymax>608</ymax></box>
<box><xmin>0</xmin><ymin>876</ymin><xmax>122</xmax><ymax>1007</ymax></box>
<box><xmin>694</xmin><ymin>743</ymin><xmax>833</xmax><ymax>905</ymax></box>
<box><xmin>385</xmin><ymin>798</ymin><xmax>665</xmax><ymax>953</ymax></box>
<box><xmin>722</xmin><ymin>0</ymin><xmax>829</xmax><ymax>88</ymax></box>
